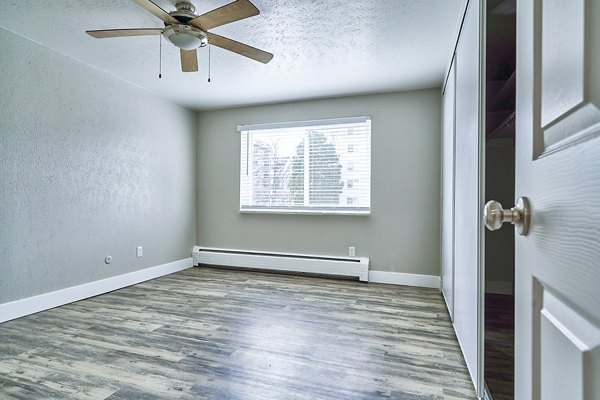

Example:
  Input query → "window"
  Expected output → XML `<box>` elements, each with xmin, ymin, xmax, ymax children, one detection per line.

<box><xmin>239</xmin><ymin>116</ymin><xmax>371</xmax><ymax>215</ymax></box>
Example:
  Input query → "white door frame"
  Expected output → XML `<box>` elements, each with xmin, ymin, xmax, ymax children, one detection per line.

<box><xmin>477</xmin><ymin>1</ymin><xmax>487</xmax><ymax>395</ymax></box>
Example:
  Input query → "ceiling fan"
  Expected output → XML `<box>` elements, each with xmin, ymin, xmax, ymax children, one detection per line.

<box><xmin>86</xmin><ymin>0</ymin><xmax>273</xmax><ymax>73</ymax></box>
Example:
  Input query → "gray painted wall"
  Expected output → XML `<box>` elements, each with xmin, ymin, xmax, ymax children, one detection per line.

<box><xmin>196</xmin><ymin>90</ymin><xmax>441</xmax><ymax>275</ymax></box>
<box><xmin>0</xmin><ymin>28</ymin><xmax>196</xmax><ymax>304</ymax></box>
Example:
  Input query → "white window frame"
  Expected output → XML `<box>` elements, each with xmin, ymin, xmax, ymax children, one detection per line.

<box><xmin>237</xmin><ymin>116</ymin><xmax>371</xmax><ymax>216</ymax></box>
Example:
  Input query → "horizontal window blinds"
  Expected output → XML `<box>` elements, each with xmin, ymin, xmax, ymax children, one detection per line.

<box><xmin>240</xmin><ymin>117</ymin><xmax>371</xmax><ymax>214</ymax></box>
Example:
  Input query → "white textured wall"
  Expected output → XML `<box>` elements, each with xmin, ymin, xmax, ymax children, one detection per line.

<box><xmin>0</xmin><ymin>28</ymin><xmax>196</xmax><ymax>304</ymax></box>
<box><xmin>196</xmin><ymin>90</ymin><xmax>441</xmax><ymax>275</ymax></box>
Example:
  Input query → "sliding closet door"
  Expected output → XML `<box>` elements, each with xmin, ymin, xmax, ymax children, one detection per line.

<box><xmin>441</xmin><ymin>57</ymin><xmax>456</xmax><ymax>319</ymax></box>
<box><xmin>453</xmin><ymin>0</ymin><xmax>484</xmax><ymax>393</ymax></box>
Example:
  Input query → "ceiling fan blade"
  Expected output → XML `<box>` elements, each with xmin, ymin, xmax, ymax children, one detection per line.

<box><xmin>86</xmin><ymin>28</ymin><xmax>163</xmax><ymax>38</ymax></box>
<box><xmin>189</xmin><ymin>0</ymin><xmax>259</xmax><ymax>31</ymax></box>
<box><xmin>207</xmin><ymin>32</ymin><xmax>273</xmax><ymax>64</ymax></box>
<box><xmin>180</xmin><ymin>49</ymin><xmax>199</xmax><ymax>72</ymax></box>
<box><xmin>131</xmin><ymin>0</ymin><xmax>179</xmax><ymax>25</ymax></box>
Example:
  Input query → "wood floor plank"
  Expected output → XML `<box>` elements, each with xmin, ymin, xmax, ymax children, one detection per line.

<box><xmin>0</xmin><ymin>267</ymin><xmax>477</xmax><ymax>399</ymax></box>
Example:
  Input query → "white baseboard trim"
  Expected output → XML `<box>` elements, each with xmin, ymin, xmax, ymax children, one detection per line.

<box><xmin>485</xmin><ymin>280</ymin><xmax>513</xmax><ymax>295</ymax></box>
<box><xmin>368</xmin><ymin>271</ymin><xmax>440</xmax><ymax>288</ymax></box>
<box><xmin>193</xmin><ymin>246</ymin><xmax>369</xmax><ymax>282</ymax></box>
<box><xmin>0</xmin><ymin>258</ymin><xmax>192</xmax><ymax>324</ymax></box>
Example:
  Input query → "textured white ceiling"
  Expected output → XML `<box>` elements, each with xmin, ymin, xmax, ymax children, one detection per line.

<box><xmin>0</xmin><ymin>0</ymin><xmax>463</xmax><ymax>110</ymax></box>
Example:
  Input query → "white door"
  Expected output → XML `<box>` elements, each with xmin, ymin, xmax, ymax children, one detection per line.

<box><xmin>513</xmin><ymin>0</ymin><xmax>600</xmax><ymax>398</ymax></box>
<box><xmin>453</xmin><ymin>0</ymin><xmax>484</xmax><ymax>392</ymax></box>
<box><xmin>441</xmin><ymin>56</ymin><xmax>456</xmax><ymax>320</ymax></box>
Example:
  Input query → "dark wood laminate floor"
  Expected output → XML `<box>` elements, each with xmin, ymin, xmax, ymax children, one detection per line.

<box><xmin>484</xmin><ymin>293</ymin><xmax>514</xmax><ymax>400</ymax></box>
<box><xmin>0</xmin><ymin>267</ymin><xmax>477</xmax><ymax>399</ymax></box>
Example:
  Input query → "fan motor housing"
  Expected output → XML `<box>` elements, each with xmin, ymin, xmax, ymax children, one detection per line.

<box><xmin>163</xmin><ymin>24</ymin><xmax>208</xmax><ymax>50</ymax></box>
<box><xmin>170</xmin><ymin>2</ymin><xmax>197</xmax><ymax>23</ymax></box>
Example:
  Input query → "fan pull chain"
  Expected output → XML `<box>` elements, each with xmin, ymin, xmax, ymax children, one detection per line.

<box><xmin>208</xmin><ymin>44</ymin><xmax>211</xmax><ymax>83</ymax></box>
<box><xmin>158</xmin><ymin>35</ymin><xmax>162</xmax><ymax>79</ymax></box>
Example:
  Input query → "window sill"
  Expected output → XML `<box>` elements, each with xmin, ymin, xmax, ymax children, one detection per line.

<box><xmin>239</xmin><ymin>208</ymin><xmax>370</xmax><ymax>216</ymax></box>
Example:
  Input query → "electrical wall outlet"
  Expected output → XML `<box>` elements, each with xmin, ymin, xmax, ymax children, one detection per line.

<box><xmin>136</xmin><ymin>246</ymin><xmax>143</xmax><ymax>258</ymax></box>
<box><xmin>348</xmin><ymin>246</ymin><xmax>356</xmax><ymax>257</ymax></box>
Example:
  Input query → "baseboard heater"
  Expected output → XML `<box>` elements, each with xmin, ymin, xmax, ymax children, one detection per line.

<box><xmin>192</xmin><ymin>246</ymin><xmax>369</xmax><ymax>282</ymax></box>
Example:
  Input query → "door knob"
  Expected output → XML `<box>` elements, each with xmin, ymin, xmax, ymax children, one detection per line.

<box><xmin>483</xmin><ymin>197</ymin><xmax>530</xmax><ymax>236</ymax></box>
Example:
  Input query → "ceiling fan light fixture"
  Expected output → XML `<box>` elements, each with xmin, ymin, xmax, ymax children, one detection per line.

<box><xmin>163</xmin><ymin>24</ymin><xmax>208</xmax><ymax>50</ymax></box>
<box><xmin>86</xmin><ymin>0</ymin><xmax>273</xmax><ymax>72</ymax></box>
